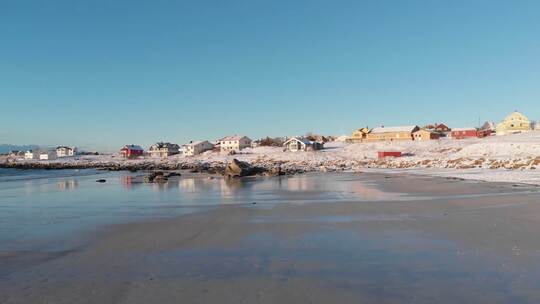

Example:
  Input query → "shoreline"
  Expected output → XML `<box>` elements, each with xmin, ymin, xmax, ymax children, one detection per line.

<box><xmin>3</xmin><ymin>157</ymin><xmax>540</xmax><ymax>186</ymax></box>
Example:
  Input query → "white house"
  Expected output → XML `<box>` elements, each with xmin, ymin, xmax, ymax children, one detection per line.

<box><xmin>39</xmin><ymin>151</ymin><xmax>57</xmax><ymax>160</ymax></box>
<box><xmin>56</xmin><ymin>146</ymin><xmax>78</xmax><ymax>158</ymax></box>
<box><xmin>219</xmin><ymin>135</ymin><xmax>252</xmax><ymax>152</ymax></box>
<box><xmin>148</xmin><ymin>142</ymin><xmax>180</xmax><ymax>158</ymax></box>
<box><xmin>283</xmin><ymin>137</ymin><xmax>324</xmax><ymax>152</ymax></box>
<box><xmin>24</xmin><ymin>150</ymin><xmax>38</xmax><ymax>160</ymax></box>
<box><xmin>183</xmin><ymin>140</ymin><xmax>214</xmax><ymax>156</ymax></box>
<box><xmin>335</xmin><ymin>135</ymin><xmax>350</xmax><ymax>142</ymax></box>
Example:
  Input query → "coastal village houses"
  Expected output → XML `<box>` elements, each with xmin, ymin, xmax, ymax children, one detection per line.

<box><xmin>219</xmin><ymin>135</ymin><xmax>252</xmax><ymax>152</ymax></box>
<box><xmin>183</xmin><ymin>140</ymin><xmax>214</xmax><ymax>156</ymax></box>
<box><xmin>39</xmin><ymin>151</ymin><xmax>57</xmax><ymax>160</ymax></box>
<box><xmin>350</xmin><ymin>127</ymin><xmax>370</xmax><ymax>142</ymax></box>
<box><xmin>495</xmin><ymin>111</ymin><xmax>532</xmax><ymax>136</ymax></box>
<box><xmin>450</xmin><ymin>128</ymin><xmax>478</xmax><ymax>139</ymax></box>
<box><xmin>56</xmin><ymin>146</ymin><xmax>77</xmax><ymax>158</ymax></box>
<box><xmin>148</xmin><ymin>142</ymin><xmax>180</xmax><ymax>158</ymax></box>
<box><xmin>119</xmin><ymin>145</ymin><xmax>144</xmax><ymax>159</ymax></box>
<box><xmin>413</xmin><ymin>129</ymin><xmax>440</xmax><ymax>141</ymax></box>
<box><xmin>424</xmin><ymin>123</ymin><xmax>451</xmax><ymax>133</ymax></box>
<box><xmin>24</xmin><ymin>150</ymin><xmax>38</xmax><ymax>160</ymax></box>
<box><xmin>283</xmin><ymin>137</ymin><xmax>324</xmax><ymax>152</ymax></box>
<box><xmin>365</xmin><ymin>126</ymin><xmax>420</xmax><ymax>142</ymax></box>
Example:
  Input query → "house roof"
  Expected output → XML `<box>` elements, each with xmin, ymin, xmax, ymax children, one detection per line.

<box><xmin>149</xmin><ymin>142</ymin><xmax>179</xmax><ymax>150</ymax></box>
<box><xmin>284</xmin><ymin>137</ymin><xmax>320</xmax><ymax>145</ymax></box>
<box><xmin>501</xmin><ymin>111</ymin><xmax>530</xmax><ymax>122</ymax></box>
<box><xmin>452</xmin><ymin>127</ymin><xmax>477</xmax><ymax>132</ymax></box>
<box><xmin>186</xmin><ymin>140</ymin><xmax>212</xmax><ymax>146</ymax></box>
<box><xmin>413</xmin><ymin>129</ymin><xmax>435</xmax><ymax>134</ymax></box>
<box><xmin>370</xmin><ymin>126</ymin><xmax>419</xmax><ymax>134</ymax></box>
<box><xmin>219</xmin><ymin>135</ymin><xmax>250</xmax><ymax>141</ymax></box>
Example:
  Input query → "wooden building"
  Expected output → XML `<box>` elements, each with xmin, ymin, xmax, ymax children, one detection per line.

<box><xmin>450</xmin><ymin>128</ymin><xmax>478</xmax><ymax>139</ymax></box>
<box><xmin>120</xmin><ymin>145</ymin><xmax>144</xmax><ymax>159</ymax></box>
<box><xmin>148</xmin><ymin>142</ymin><xmax>180</xmax><ymax>158</ymax></box>
<box><xmin>413</xmin><ymin>129</ymin><xmax>440</xmax><ymax>141</ymax></box>
<box><xmin>365</xmin><ymin>126</ymin><xmax>420</xmax><ymax>142</ymax></box>
<box><xmin>350</xmin><ymin>127</ymin><xmax>370</xmax><ymax>142</ymax></box>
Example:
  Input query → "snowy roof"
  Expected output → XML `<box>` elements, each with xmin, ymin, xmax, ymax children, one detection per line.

<box><xmin>122</xmin><ymin>145</ymin><xmax>144</xmax><ymax>151</ymax></box>
<box><xmin>413</xmin><ymin>129</ymin><xmax>435</xmax><ymax>133</ymax></box>
<box><xmin>284</xmin><ymin>137</ymin><xmax>320</xmax><ymax>145</ymax></box>
<box><xmin>185</xmin><ymin>140</ymin><xmax>212</xmax><ymax>146</ymax></box>
<box><xmin>452</xmin><ymin>127</ymin><xmax>477</xmax><ymax>132</ymax></box>
<box><xmin>219</xmin><ymin>135</ymin><xmax>250</xmax><ymax>141</ymax></box>
<box><xmin>370</xmin><ymin>126</ymin><xmax>419</xmax><ymax>134</ymax></box>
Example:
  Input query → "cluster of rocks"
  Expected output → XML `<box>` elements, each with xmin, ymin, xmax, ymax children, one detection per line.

<box><xmin>3</xmin><ymin>154</ymin><xmax>540</xmax><ymax>179</ymax></box>
<box><xmin>144</xmin><ymin>171</ymin><xmax>182</xmax><ymax>183</ymax></box>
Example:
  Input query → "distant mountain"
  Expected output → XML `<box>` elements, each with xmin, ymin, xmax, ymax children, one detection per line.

<box><xmin>0</xmin><ymin>144</ymin><xmax>41</xmax><ymax>154</ymax></box>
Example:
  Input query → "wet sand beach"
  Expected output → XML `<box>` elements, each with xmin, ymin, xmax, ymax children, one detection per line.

<box><xmin>2</xmin><ymin>172</ymin><xmax>540</xmax><ymax>303</ymax></box>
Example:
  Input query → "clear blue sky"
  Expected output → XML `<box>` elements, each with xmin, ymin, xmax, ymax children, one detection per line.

<box><xmin>1</xmin><ymin>0</ymin><xmax>539</xmax><ymax>151</ymax></box>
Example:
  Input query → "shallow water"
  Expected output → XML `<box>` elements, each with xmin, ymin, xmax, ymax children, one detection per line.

<box><xmin>0</xmin><ymin>169</ymin><xmax>406</xmax><ymax>251</ymax></box>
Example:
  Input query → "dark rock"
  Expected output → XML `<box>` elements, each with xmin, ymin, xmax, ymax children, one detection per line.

<box><xmin>163</xmin><ymin>171</ymin><xmax>181</xmax><ymax>178</ymax></box>
<box><xmin>144</xmin><ymin>171</ymin><xmax>166</xmax><ymax>183</ymax></box>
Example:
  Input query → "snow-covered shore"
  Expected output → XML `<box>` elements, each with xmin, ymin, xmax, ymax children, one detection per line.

<box><xmin>2</xmin><ymin>131</ymin><xmax>540</xmax><ymax>185</ymax></box>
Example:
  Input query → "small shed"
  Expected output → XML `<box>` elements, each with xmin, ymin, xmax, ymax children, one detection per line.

<box><xmin>378</xmin><ymin>151</ymin><xmax>402</xmax><ymax>159</ymax></box>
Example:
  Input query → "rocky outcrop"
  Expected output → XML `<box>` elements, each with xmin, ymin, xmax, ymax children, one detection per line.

<box><xmin>224</xmin><ymin>159</ymin><xmax>265</xmax><ymax>178</ymax></box>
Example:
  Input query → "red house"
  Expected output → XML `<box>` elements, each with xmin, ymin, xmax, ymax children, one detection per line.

<box><xmin>450</xmin><ymin>128</ymin><xmax>478</xmax><ymax>139</ymax></box>
<box><xmin>378</xmin><ymin>151</ymin><xmax>402</xmax><ymax>159</ymax></box>
<box><xmin>120</xmin><ymin>145</ymin><xmax>144</xmax><ymax>159</ymax></box>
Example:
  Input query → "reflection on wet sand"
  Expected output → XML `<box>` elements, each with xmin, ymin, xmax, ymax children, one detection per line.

<box><xmin>57</xmin><ymin>180</ymin><xmax>78</xmax><ymax>190</ymax></box>
<box><xmin>121</xmin><ymin>175</ymin><xmax>144</xmax><ymax>190</ymax></box>
<box><xmin>177</xmin><ymin>177</ymin><xmax>246</xmax><ymax>197</ymax></box>
<box><xmin>117</xmin><ymin>173</ymin><xmax>404</xmax><ymax>202</ymax></box>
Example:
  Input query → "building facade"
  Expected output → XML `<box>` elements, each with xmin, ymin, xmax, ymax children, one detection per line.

<box><xmin>183</xmin><ymin>141</ymin><xmax>214</xmax><ymax>156</ymax></box>
<box><xmin>496</xmin><ymin>111</ymin><xmax>532</xmax><ymax>136</ymax></box>
<box><xmin>450</xmin><ymin>128</ymin><xmax>478</xmax><ymax>139</ymax></box>
<box><xmin>148</xmin><ymin>142</ymin><xmax>180</xmax><ymax>158</ymax></box>
<box><xmin>413</xmin><ymin>129</ymin><xmax>440</xmax><ymax>141</ymax></box>
<box><xmin>350</xmin><ymin>127</ymin><xmax>370</xmax><ymax>142</ymax></box>
<box><xmin>283</xmin><ymin>137</ymin><xmax>324</xmax><ymax>152</ymax></box>
<box><xmin>24</xmin><ymin>151</ymin><xmax>38</xmax><ymax>160</ymax></box>
<box><xmin>219</xmin><ymin>135</ymin><xmax>252</xmax><ymax>152</ymax></box>
<box><xmin>56</xmin><ymin>146</ymin><xmax>77</xmax><ymax>158</ymax></box>
<box><xmin>120</xmin><ymin>145</ymin><xmax>144</xmax><ymax>159</ymax></box>
<box><xmin>39</xmin><ymin>151</ymin><xmax>57</xmax><ymax>160</ymax></box>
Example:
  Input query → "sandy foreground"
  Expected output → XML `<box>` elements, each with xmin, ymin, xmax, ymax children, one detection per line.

<box><xmin>2</xmin><ymin>173</ymin><xmax>540</xmax><ymax>303</ymax></box>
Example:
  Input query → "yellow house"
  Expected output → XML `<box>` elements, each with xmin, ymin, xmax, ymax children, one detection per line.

<box><xmin>413</xmin><ymin>129</ymin><xmax>440</xmax><ymax>141</ymax></box>
<box><xmin>365</xmin><ymin>125</ymin><xmax>420</xmax><ymax>142</ymax></box>
<box><xmin>350</xmin><ymin>127</ymin><xmax>370</xmax><ymax>142</ymax></box>
<box><xmin>495</xmin><ymin>111</ymin><xmax>532</xmax><ymax>136</ymax></box>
